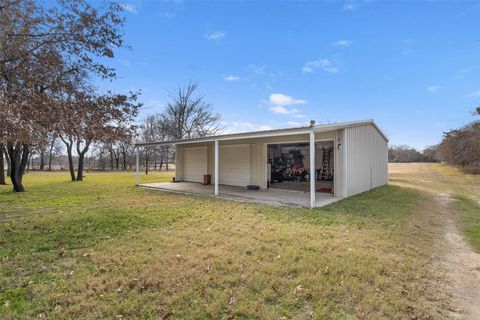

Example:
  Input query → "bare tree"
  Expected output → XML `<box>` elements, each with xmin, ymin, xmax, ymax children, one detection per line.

<box><xmin>163</xmin><ymin>82</ymin><xmax>222</xmax><ymax>140</ymax></box>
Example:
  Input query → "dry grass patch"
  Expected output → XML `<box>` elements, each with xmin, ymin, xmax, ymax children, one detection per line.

<box><xmin>390</xmin><ymin>163</ymin><xmax>480</xmax><ymax>252</ymax></box>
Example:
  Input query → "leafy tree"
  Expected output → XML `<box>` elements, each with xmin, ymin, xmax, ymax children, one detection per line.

<box><xmin>438</xmin><ymin>120</ymin><xmax>480</xmax><ymax>173</ymax></box>
<box><xmin>422</xmin><ymin>145</ymin><xmax>439</xmax><ymax>162</ymax></box>
<box><xmin>388</xmin><ymin>145</ymin><xmax>424</xmax><ymax>163</ymax></box>
<box><xmin>0</xmin><ymin>0</ymin><xmax>127</xmax><ymax>191</ymax></box>
<box><xmin>58</xmin><ymin>91</ymin><xmax>140</xmax><ymax>181</ymax></box>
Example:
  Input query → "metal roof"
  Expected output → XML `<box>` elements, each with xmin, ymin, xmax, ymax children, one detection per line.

<box><xmin>135</xmin><ymin>119</ymin><xmax>388</xmax><ymax>147</ymax></box>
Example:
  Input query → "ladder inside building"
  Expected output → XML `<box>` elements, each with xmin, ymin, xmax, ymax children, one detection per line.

<box><xmin>319</xmin><ymin>148</ymin><xmax>332</xmax><ymax>181</ymax></box>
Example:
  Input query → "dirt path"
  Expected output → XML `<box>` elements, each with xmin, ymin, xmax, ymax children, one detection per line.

<box><xmin>433</xmin><ymin>193</ymin><xmax>480</xmax><ymax>319</ymax></box>
<box><xmin>390</xmin><ymin>164</ymin><xmax>480</xmax><ymax>319</ymax></box>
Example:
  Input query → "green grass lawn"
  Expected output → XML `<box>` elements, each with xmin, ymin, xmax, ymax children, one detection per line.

<box><xmin>0</xmin><ymin>170</ymin><xmax>446</xmax><ymax>319</ymax></box>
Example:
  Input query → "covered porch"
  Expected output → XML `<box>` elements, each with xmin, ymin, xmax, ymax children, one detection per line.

<box><xmin>135</xmin><ymin>122</ymin><xmax>348</xmax><ymax>208</ymax></box>
<box><xmin>139</xmin><ymin>181</ymin><xmax>341</xmax><ymax>208</ymax></box>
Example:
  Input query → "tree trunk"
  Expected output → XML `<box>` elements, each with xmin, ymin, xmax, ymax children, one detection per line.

<box><xmin>60</xmin><ymin>136</ymin><xmax>76</xmax><ymax>181</ymax></box>
<box><xmin>154</xmin><ymin>150</ymin><xmax>157</xmax><ymax>170</ymax></box>
<box><xmin>145</xmin><ymin>149</ymin><xmax>149</xmax><ymax>175</ymax></box>
<box><xmin>48</xmin><ymin>138</ymin><xmax>55</xmax><ymax>171</ymax></box>
<box><xmin>7</xmin><ymin>142</ymin><xmax>29</xmax><ymax>192</ymax></box>
<box><xmin>108</xmin><ymin>145</ymin><xmax>114</xmax><ymax>170</ymax></box>
<box><xmin>0</xmin><ymin>143</ymin><xmax>6</xmax><ymax>185</ymax></box>
<box><xmin>39</xmin><ymin>149</ymin><xmax>45</xmax><ymax>171</ymax></box>
<box><xmin>122</xmin><ymin>149</ymin><xmax>127</xmax><ymax>170</ymax></box>
<box><xmin>166</xmin><ymin>146</ymin><xmax>169</xmax><ymax>171</ymax></box>
<box><xmin>76</xmin><ymin>140</ymin><xmax>90</xmax><ymax>182</ymax></box>
<box><xmin>5</xmin><ymin>146</ymin><xmax>11</xmax><ymax>177</ymax></box>
<box><xmin>66</xmin><ymin>144</ymin><xmax>76</xmax><ymax>181</ymax></box>
<box><xmin>77</xmin><ymin>153</ymin><xmax>85</xmax><ymax>181</ymax></box>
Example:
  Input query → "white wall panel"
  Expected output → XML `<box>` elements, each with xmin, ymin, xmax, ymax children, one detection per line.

<box><xmin>344</xmin><ymin>125</ymin><xmax>388</xmax><ymax>196</ymax></box>
<box><xmin>219</xmin><ymin>144</ymin><xmax>251</xmax><ymax>186</ymax></box>
<box><xmin>182</xmin><ymin>146</ymin><xmax>208</xmax><ymax>183</ymax></box>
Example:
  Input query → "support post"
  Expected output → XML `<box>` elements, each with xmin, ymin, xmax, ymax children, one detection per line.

<box><xmin>214</xmin><ymin>140</ymin><xmax>219</xmax><ymax>196</ymax></box>
<box><xmin>135</xmin><ymin>148</ymin><xmax>140</xmax><ymax>186</ymax></box>
<box><xmin>309</xmin><ymin>131</ymin><xmax>316</xmax><ymax>208</ymax></box>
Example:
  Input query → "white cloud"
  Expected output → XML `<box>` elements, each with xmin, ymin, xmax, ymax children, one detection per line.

<box><xmin>267</xmin><ymin>93</ymin><xmax>306</xmax><ymax>115</ymax></box>
<box><xmin>467</xmin><ymin>90</ymin><xmax>480</xmax><ymax>97</ymax></box>
<box><xmin>427</xmin><ymin>85</ymin><xmax>441</xmax><ymax>92</ymax></box>
<box><xmin>222</xmin><ymin>121</ymin><xmax>273</xmax><ymax>134</ymax></box>
<box><xmin>258</xmin><ymin>125</ymin><xmax>274</xmax><ymax>131</ymax></box>
<box><xmin>269</xmin><ymin>106</ymin><xmax>299</xmax><ymax>115</ymax></box>
<box><xmin>302</xmin><ymin>59</ymin><xmax>338</xmax><ymax>74</ymax></box>
<box><xmin>204</xmin><ymin>32</ymin><xmax>226</xmax><ymax>41</ymax></box>
<box><xmin>139</xmin><ymin>99</ymin><xmax>164</xmax><ymax>111</ymax></box>
<box><xmin>343</xmin><ymin>2</ymin><xmax>356</xmax><ymax>10</ymax></box>
<box><xmin>224</xmin><ymin>75</ymin><xmax>240</xmax><ymax>81</ymax></box>
<box><xmin>332</xmin><ymin>40</ymin><xmax>352</xmax><ymax>47</ymax></box>
<box><xmin>269</xmin><ymin>93</ymin><xmax>307</xmax><ymax>106</ymax></box>
<box><xmin>147</xmin><ymin>99</ymin><xmax>164</xmax><ymax>109</ymax></box>
<box><xmin>120</xmin><ymin>3</ymin><xmax>138</xmax><ymax>14</ymax></box>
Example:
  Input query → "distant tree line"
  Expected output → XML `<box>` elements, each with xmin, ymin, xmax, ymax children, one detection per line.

<box><xmin>388</xmin><ymin>145</ymin><xmax>439</xmax><ymax>163</ymax></box>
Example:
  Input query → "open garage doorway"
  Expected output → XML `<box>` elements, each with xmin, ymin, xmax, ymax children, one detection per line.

<box><xmin>267</xmin><ymin>140</ymin><xmax>334</xmax><ymax>194</ymax></box>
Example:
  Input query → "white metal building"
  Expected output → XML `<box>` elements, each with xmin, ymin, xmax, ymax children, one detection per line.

<box><xmin>136</xmin><ymin>119</ymin><xmax>388</xmax><ymax>208</ymax></box>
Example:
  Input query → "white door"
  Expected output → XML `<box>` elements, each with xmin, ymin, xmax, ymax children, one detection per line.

<box><xmin>219</xmin><ymin>144</ymin><xmax>251</xmax><ymax>186</ymax></box>
<box><xmin>183</xmin><ymin>146</ymin><xmax>207</xmax><ymax>183</ymax></box>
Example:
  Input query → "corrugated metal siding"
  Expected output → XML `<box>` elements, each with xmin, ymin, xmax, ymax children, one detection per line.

<box><xmin>175</xmin><ymin>128</ymin><xmax>388</xmax><ymax>196</ymax></box>
<box><xmin>344</xmin><ymin>124</ymin><xmax>388</xmax><ymax>196</ymax></box>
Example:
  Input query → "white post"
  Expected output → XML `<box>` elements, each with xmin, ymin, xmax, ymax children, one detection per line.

<box><xmin>309</xmin><ymin>131</ymin><xmax>316</xmax><ymax>208</ymax></box>
<box><xmin>135</xmin><ymin>148</ymin><xmax>140</xmax><ymax>186</ymax></box>
<box><xmin>214</xmin><ymin>140</ymin><xmax>219</xmax><ymax>196</ymax></box>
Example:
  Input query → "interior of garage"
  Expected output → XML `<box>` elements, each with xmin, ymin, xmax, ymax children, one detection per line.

<box><xmin>267</xmin><ymin>141</ymin><xmax>334</xmax><ymax>193</ymax></box>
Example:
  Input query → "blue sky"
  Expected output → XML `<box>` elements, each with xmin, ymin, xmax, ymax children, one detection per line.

<box><xmin>101</xmin><ymin>0</ymin><xmax>480</xmax><ymax>149</ymax></box>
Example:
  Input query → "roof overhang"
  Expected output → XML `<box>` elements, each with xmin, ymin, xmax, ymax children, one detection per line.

<box><xmin>135</xmin><ymin>119</ymin><xmax>388</xmax><ymax>147</ymax></box>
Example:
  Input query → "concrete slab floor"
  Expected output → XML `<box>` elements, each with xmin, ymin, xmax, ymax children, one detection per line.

<box><xmin>138</xmin><ymin>182</ymin><xmax>341</xmax><ymax>208</ymax></box>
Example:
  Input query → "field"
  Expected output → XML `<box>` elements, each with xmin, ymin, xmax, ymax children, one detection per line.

<box><xmin>0</xmin><ymin>164</ymin><xmax>478</xmax><ymax>319</ymax></box>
